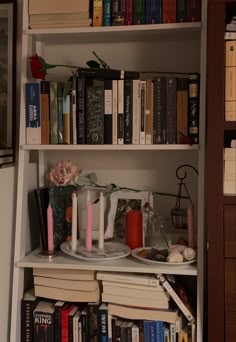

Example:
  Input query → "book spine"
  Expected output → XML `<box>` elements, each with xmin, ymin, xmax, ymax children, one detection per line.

<box><xmin>148</xmin><ymin>321</ymin><xmax>156</xmax><ymax>342</ymax></box>
<box><xmin>76</xmin><ymin>77</ymin><xmax>86</xmax><ymax>144</ymax></box>
<box><xmin>140</xmin><ymin>81</ymin><xmax>146</xmax><ymax>144</ymax></box>
<box><xmin>88</xmin><ymin>303</ymin><xmax>99</xmax><ymax>341</ymax></box>
<box><xmin>164</xmin><ymin>326</ymin><xmax>170</xmax><ymax>342</ymax></box>
<box><xmin>63</xmin><ymin>94</ymin><xmax>70</xmax><ymax>144</ymax></box>
<box><xmin>146</xmin><ymin>0</ymin><xmax>162</xmax><ymax>24</ymax></box>
<box><xmin>145</xmin><ymin>79</ymin><xmax>153</xmax><ymax>144</ymax></box>
<box><xmin>104</xmin><ymin>79</ymin><xmax>113</xmax><ymax>144</ymax></box>
<box><xmin>126</xmin><ymin>324</ymin><xmax>132</xmax><ymax>342</ymax></box>
<box><xmin>112</xmin><ymin>0</ymin><xmax>125</xmax><ymax>26</ymax></box>
<box><xmin>73</xmin><ymin>315</ymin><xmax>78</xmax><ymax>342</ymax></box>
<box><xmin>40</xmin><ymin>80</ymin><xmax>50</xmax><ymax>144</ymax></box>
<box><xmin>117</xmin><ymin>79</ymin><xmax>124</xmax><ymax>144</ymax></box>
<box><xmin>93</xmin><ymin>0</ymin><xmax>103</xmax><ymax>26</ymax></box>
<box><xmin>98</xmin><ymin>306</ymin><xmax>108</xmax><ymax>341</ymax></box>
<box><xmin>21</xmin><ymin>299</ymin><xmax>37</xmax><ymax>342</ymax></box>
<box><xmin>143</xmin><ymin>321</ymin><xmax>150</xmax><ymax>341</ymax></box>
<box><xmin>131</xmin><ymin>324</ymin><xmax>139</xmax><ymax>341</ymax></box>
<box><xmin>62</xmin><ymin>307</ymin><xmax>71</xmax><ymax>342</ymax></box>
<box><xmin>157</xmin><ymin>274</ymin><xmax>195</xmax><ymax>323</ymax></box>
<box><xmin>120</xmin><ymin>322</ymin><xmax>127</xmax><ymax>341</ymax></box>
<box><xmin>153</xmin><ymin>77</ymin><xmax>166</xmax><ymax>144</ymax></box>
<box><xmin>155</xmin><ymin>321</ymin><xmax>164</xmax><ymax>342</ymax></box>
<box><xmin>86</xmin><ymin>79</ymin><xmax>104</xmax><ymax>144</ymax></box>
<box><xmin>163</xmin><ymin>0</ymin><xmax>176</xmax><ymax>23</ymax></box>
<box><xmin>133</xmin><ymin>0</ymin><xmax>146</xmax><ymax>24</ymax></box>
<box><xmin>170</xmin><ymin>323</ymin><xmax>176</xmax><ymax>342</ymax></box>
<box><xmin>78</xmin><ymin>67</ymin><xmax>139</xmax><ymax>80</ymax></box>
<box><xmin>72</xmin><ymin>77</ymin><xmax>77</xmax><ymax>145</ymax></box>
<box><xmin>81</xmin><ymin>310</ymin><xmax>88</xmax><ymax>342</ymax></box>
<box><xmin>57</xmin><ymin>83</ymin><xmax>64</xmax><ymax>144</ymax></box>
<box><xmin>124</xmin><ymin>79</ymin><xmax>133</xmax><ymax>144</ymax></box>
<box><xmin>25</xmin><ymin>83</ymin><xmax>41</xmax><ymax>144</ymax></box>
<box><xmin>34</xmin><ymin>309</ymin><xmax>54</xmax><ymax>341</ymax></box>
<box><xmin>54</xmin><ymin>304</ymin><xmax>63</xmax><ymax>342</ymax></box>
<box><xmin>112</xmin><ymin>317</ymin><xmax>117</xmax><ymax>342</ymax></box>
<box><xmin>188</xmin><ymin>73</ymin><xmax>200</xmax><ymax>144</ymax></box>
<box><xmin>166</xmin><ymin>76</ymin><xmax>177</xmax><ymax>144</ymax></box>
<box><xmin>225</xmin><ymin>41</ymin><xmax>236</xmax><ymax>67</ymax></box>
<box><xmin>177</xmin><ymin>77</ymin><xmax>188</xmax><ymax>143</ymax></box>
<box><xmin>68</xmin><ymin>313</ymin><xmax>74</xmax><ymax>342</ymax></box>
<box><xmin>186</xmin><ymin>0</ymin><xmax>201</xmax><ymax>22</ymax></box>
<box><xmin>132</xmin><ymin>80</ymin><xmax>141</xmax><ymax>144</ymax></box>
<box><xmin>108</xmin><ymin>313</ymin><xmax>113</xmax><ymax>342</ymax></box>
<box><xmin>125</xmin><ymin>0</ymin><xmax>133</xmax><ymax>25</ymax></box>
<box><xmin>176</xmin><ymin>0</ymin><xmax>186</xmax><ymax>22</ymax></box>
<box><xmin>112</xmin><ymin>80</ymin><xmax>118</xmax><ymax>144</ymax></box>
<box><xmin>50</xmin><ymin>81</ymin><xmax>58</xmax><ymax>144</ymax></box>
<box><xmin>103</xmin><ymin>0</ymin><xmax>112</xmax><ymax>26</ymax></box>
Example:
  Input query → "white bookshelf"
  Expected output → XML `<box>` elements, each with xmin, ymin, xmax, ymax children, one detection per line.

<box><xmin>10</xmin><ymin>0</ymin><xmax>207</xmax><ymax>340</ymax></box>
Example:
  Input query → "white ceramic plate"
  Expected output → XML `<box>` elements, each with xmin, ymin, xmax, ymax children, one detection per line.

<box><xmin>60</xmin><ymin>241</ymin><xmax>131</xmax><ymax>262</ymax></box>
<box><xmin>131</xmin><ymin>247</ymin><xmax>196</xmax><ymax>266</ymax></box>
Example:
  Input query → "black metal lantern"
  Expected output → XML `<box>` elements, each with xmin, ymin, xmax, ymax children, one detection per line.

<box><xmin>171</xmin><ymin>164</ymin><xmax>198</xmax><ymax>230</ymax></box>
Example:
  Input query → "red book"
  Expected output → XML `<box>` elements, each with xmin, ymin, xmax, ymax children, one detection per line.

<box><xmin>61</xmin><ymin>304</ymin><xmax>75</xmax><ymax>342</ymax></box>
<box><xmin>186</xmin><ymin>0</ymin><xmax>201</xmax><ymax>22</ymax></box>
<box><xmin>125</xmin><ymin>0</ymin><xmax>133</xmax><ymax>25</ymax></box>
<box><xmin>163</xmin><ymin>0</ymin><xmax>176</xmax><ymax>23</ymax></box>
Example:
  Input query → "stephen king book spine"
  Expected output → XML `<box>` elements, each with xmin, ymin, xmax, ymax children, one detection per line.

<box><xmin>21</xmin><ymin>293</ymin><xmax>37</xmax><ymax>342</ymax></box>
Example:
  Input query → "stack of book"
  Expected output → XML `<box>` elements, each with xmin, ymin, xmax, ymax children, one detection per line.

<box><xmin>25</xmin><ymin>70</ymin><xmax>200</xmax><ymax>146</ymax></box>
<box><xmin>225</xmin><ymin>39</ymin><xmax>236</xmax><ymax>121</ymax></box>
<box><xmin>33</xmin><ymin>268</ymin><xmax>100</xmax><ymax>302</ymax></box>
<box><xmin>224</xmin><ymin>147</ymin><xmax>236</xmax><ymax>194</ymax></box>
<box><xmin>28</xmin><ymin>0</ymin><xmax>91</xmax><ymax>29</ymax></box>
<box><xmin>97</xmin><ymin>271</ymin><xmax>170</xmax><ymax>310</ymax></box>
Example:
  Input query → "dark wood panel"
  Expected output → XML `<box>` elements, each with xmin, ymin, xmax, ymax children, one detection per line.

<box><xmin>225</xmin><ymin>259</ymin><xmax>236</xmax><ymax>311</ymax></box>
<box><xmin>225</xmin><ymin>205</ymin><xmax>236</xmax><ymax>257</ymax></box>
<box><xmin>207</xmin><ymin>3</ymin><xmax>225</xmax><ymax>342</ymax></box>
<box><xmin>225</xmin><ymin>122</ymin><xmax>236</xmax><ymax>130</ymax></box>
<box><xmin>224</xmin><ymin>197</ymin><xmax>236</xmax><ymax>204</ymax></box>
<box><xmin>225</xmin><ymin>311</ymin><xmax>236</xmax><ymax>342</ymax></box>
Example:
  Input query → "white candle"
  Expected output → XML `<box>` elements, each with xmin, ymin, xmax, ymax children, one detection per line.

<box><xmin>98</xmin><ymin>192</ymin><xmax>104</xmax><ymax>250</ymax></box>
<box><xmin>71</xmin><ymin>192</ymin><xmax>77</xmax><ymax>252</ymax></box>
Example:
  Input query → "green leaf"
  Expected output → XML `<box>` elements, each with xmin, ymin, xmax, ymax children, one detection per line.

<box><xmin>75</xmin><ymin>175</ymin><xmax>93</xmax><ymax>187</ymax></box>
<box><xmin>88</xmin><ymin>172</ymin><xmax>97</xmax><ymax>184</ymax></box>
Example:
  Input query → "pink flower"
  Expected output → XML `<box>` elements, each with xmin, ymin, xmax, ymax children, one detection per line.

<box><xmin>48</xmin><ymin>161</ymin><xmax>79</xmax><ymax>186</ymax></box>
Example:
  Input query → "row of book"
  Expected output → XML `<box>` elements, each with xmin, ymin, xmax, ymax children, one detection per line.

<box><xmin>22</xmin><ymin>269</ymin><xmax>196</xmax><ymax>341</ymax></box>
<box><xmin>25</xmin><ymin>69</ymin><xmax>200</xmax><ymax>146</ymax></box>
<box><xmin>28</xmin><ymin>0</ymin><xmax>201</xmax><ymax>30</ymax></box>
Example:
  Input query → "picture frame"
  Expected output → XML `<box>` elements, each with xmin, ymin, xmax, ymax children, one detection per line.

<box><xmin>0</xmin><ymin>3</ymin><xmax>14</xmax><ymax>166</ymax></box>
<box><xmin>104</xmin><ymin>190</ymin><xmax>153</xmax><ymax>244</ymax></box>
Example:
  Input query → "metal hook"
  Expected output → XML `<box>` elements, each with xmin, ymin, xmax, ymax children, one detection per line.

<box><xmin>176</xmin><ymin>164</ymin><xmax>198</xmax><ymax>181</ymax></box>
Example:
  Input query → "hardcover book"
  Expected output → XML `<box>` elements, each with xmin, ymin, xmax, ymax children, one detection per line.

<box><xmin>146</xmin><ymin>0</ymin><xmax>162</xmax><ymax>24</ymax></box>
<box><xmin>188</xmin><ymin>73</ymin><xmax>200</xmax><ymax>144</ymax></box>
<box><xmin>125</xmin><ymin>0</ymin><xmax>133</xmax><ymax>25</ymax></box>
<box><xmin>124</xmin><ymin>79</ymin><xmax>133</xmax><ymax>144</ymax></box>
<box><xmin>21</xmin><ymin>289</ymin><xmax>37</xmax><ymax>342</ymax></box>
<box><xmin>153</xmin><ymin>77</ymin><xmax>166</xmax><ymax>144</ymax></box>
<box><xmin>50</xmin><ymin>81</ymin><xmax>58</xmax><ymax>144</ymax></box>
<box><xmin>93</xmin><ymin>0</ymin><xmax>103</xmax><ymax>26</ymax></box>
<box><xmin>57</xmin><ymin>82</ymin><xmax>64</xmax><ymax>144</ymax></box>
<box><xmin>86</xmin><ymin>79</ymin><xmax>104</xmax><ymax>144</ymax></box>
<box><xmin>104</xmin><ymin>79</ymin><xmax>113</xmax><ymax>144</ymax></box>
<box><xmin>34</xmin><ymin>186</ymin><xmax>49</xmax><ymax>250</ymax></box>
<box><xmin>103</xmin><ymin>0</ymin><xmax>112</xmax><ymax>26</ymax></box>
<box><xmin>177</xmin><ymin>77</ymin><xmax>188</xmax><ymax>143</ymax></box>
<box><xmin>33</xmin><ymin>301</ymin><xmax>55</xmax><ymax>342</ymax></box>
<box><xmin>133</xmin><ymin>0</ymin><xmax>145</xmax><ymax>24</ymax></box>
<box><xmin>54</xmin><ymin>301</ymin><xmax>65</xmax><ymax>342</ymax></box>
<box><xmin>163</xmin><ymin>0</ymin><xmax>177</xmax><ymax>23</ymax></box>
<box><xmin>117</xmin><ymin>79</ymin><xmax>124</xmax><ymax>144</ymax></box>
<box><xmin>166</xmin><ymin>76</ymin><xmax>177</xmax><ymax>144</ymax></box>
<box><xmin>76</xmin><ymin>77</ymin><xmax>86</xmax><ymax>144</ymax></box>
<box><xmin>40</xmin><ymin>81</ymin><xmax>50</xmax><ymax>145</ymax></box>
<box><xmin>176</xmin><ymin>0</ymin><xmax>186</xmax><ymax>22</ymax></box>
<box><xmin>112</xmin><ymin>0</ymin><xmax>126</xmax><ymax>26</ymax></box>
<box><xmin>25</xmin><ymin>83</ymin><xmax>41</xmax><ymax>145</ymax></box>
<box><xmin>186</xmin><ymin>0</ymin><xmax>201</xmax><ymax>22</ymax></box>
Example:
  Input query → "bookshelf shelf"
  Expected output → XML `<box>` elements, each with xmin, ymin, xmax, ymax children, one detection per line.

<box><xmin>25</xmin><ymin>22</ymin><xmax>201</xmax><ymax>43</ymax></box>
<box><xmin>21</xmin><ymin>144</ymin><xmax>199</xmax><ymax>151</ymax></box>
<box><xmin>224</xmin><ymin>121</ymin><xmax>236</xmax><ymax>130</ymax></box>
<box><xmin>17</xmin><ymin>249</ymin><xmax>198</xmax><ymax>276</ymax></box>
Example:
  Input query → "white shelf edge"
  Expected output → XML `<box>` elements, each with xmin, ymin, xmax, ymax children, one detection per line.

<box><xmin>17</xmin><ymin>249</ymin><xmax>198</xmax><ymax>276</ymax></box>
<box><xmin>21</xmin><ymin>144</ymin><xmax>199</xmax><ymax>151</ymax></box>
<box><xmin>25</xmin><ymin>22</ymin><xmax>201</xmax><ymax>36</ymax></box>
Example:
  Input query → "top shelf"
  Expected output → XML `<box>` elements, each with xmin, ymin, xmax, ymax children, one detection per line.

<box><xmin>24</xmin><ymin>22</ymin><xmax>202</xmax><ymax>44</ymax></box>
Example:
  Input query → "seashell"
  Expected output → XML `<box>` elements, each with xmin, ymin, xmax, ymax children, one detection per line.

<box><xmin>168</xmin><ymin>245</ymin><xmax>187</xmax><ymax>254</ymax></box>
<box><xmin>167</xmin><ymin>251</ymin><xmax>184</xmax><ymax>263</ymax></box>
<box><xmin>183</xmin><ymin>248</ymin><xmax>196</xmax><ymax>261</ymax></box>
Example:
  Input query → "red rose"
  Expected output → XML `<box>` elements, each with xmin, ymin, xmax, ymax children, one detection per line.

<box><xmin>30</xmin><ymin>54</ymin><xmax>46</xmax><ymax>80</ymax></box>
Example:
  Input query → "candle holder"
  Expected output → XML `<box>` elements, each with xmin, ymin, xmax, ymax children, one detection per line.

<box><xmin>37</xmin><ymin>249</ymin><xmax>58</xmax><ymax>260</ymax></box>
<box><xmin>170</xmin><ymin>164</ymin><xmax>198</xmax><ymax>230</ymax></box>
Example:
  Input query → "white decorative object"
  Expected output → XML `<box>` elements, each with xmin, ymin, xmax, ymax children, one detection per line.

<box><xmin>167</xmin><ymin>251</ymin><xmax>184</xmax><ymax>263</ymax></box>
<box><xmin>105</xmin><ymin>190</ymin><xmax>153</xmax><ymax>242</ymax></box>
<box><xmin>98</xmin><ymin>192</ymin><xmax>104</xmax><ymax>250</ymax></box>
<box><xmin>60</xmin><ymin>241</ymin><xmax>131</xmax><ymax>262</ymax></box>
<box><xmin>183</xmin><ymin>247</ymin><xmax>196</xmax><ymax>261</ymax></box>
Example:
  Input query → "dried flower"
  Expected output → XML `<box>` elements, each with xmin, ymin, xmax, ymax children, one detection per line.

<box><xmin>30</xmin><ymin>54</ymin><xmax>80</xmax><ymax>80</ymax></box>
<box><xmin>48</xmin><ymin>161</ymin><xmax>80</xmax><ymax>186</ymax></box>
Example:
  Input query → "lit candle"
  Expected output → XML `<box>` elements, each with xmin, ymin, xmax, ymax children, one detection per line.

<box><xmin>98</xmin><ymin>192</ymin><xmax>104</xmax><ymax>250</ymax></box>
<box><xmin>71</xmin><ymin>192</ymin><xmax>77</xmax><ymax>252</ymax></box>
<box><xmin>86</xmin><ymin>190</ymin><xmax>92</xmax><ymax>252</ymax></box>
<box><xmin>187</xmin><ymin>205</ymin><xmax>194</xmax><ymax>248</ymax></box>
<box><xmin>47</xmin><ymin>204</ymin><xmax>54</xmax><ymax>252</ymax></box>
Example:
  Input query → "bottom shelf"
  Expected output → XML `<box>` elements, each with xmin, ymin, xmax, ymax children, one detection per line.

<box><xmin>17</xmin><ymin>249</ymin><xmax>198</xmax><ymax>276</ymax></box>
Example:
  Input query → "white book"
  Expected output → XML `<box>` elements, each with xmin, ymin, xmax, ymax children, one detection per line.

<box><xmin>170</xmin><ymin>323</ymin><xmax>176</xmax><ymax>342</ymax></box>
<box><xmin>140</xmin><ymin>81</ymin><xmax>146</xmax><ymax>144</ymax></box>
<box><xmin>225</xmin><ymin>101</ymin><xmax>236</xmax><ymax>121</ymax></box>
<box><xmin>34</xmin><ymin>276</ymin><xmax>99</xmax><ymax>291</ymax></box>
<box><xmin>132</xmin><ymin>80</ymin><xmax>141</xmax><ymax>144</ymax></box>
<box><xmin>164</xmin><ymin>326</ymin><xmax>170</xmax><ymax>342</ymax></box>
<box><xmin>108</xmin><ymin>313</ymin><xmax>112</xmax><ymax>342</ymax></box>
<box><xmin>103</xmin><ymin>284</ymin><xmax>170</xmax><ymax>301</ymax></box>
<box><xmin>102</xmin><ymin>280</ymin><xmax>163</xmax><ymax>292</ymax></box>
<box><xmin>29</xmin><ymin>12</ymin><xmax>90</xmax><ymax>23</ymax></box>
<box><xmin>157</xmin><ymin>274</ymin><xmax>195</xmax><ymax>323</ymax></box>
<box><xmin>29</xmin><ymin>0</ymin><xmax>90</xmax><ymax>15</ymax></box>
<box><xmin>224</xmin><ymin>173</ymin><xmax>236</xmax><ymax>181</ymax></box>
<box><xmin>224</xmin><ymin>180</ymin><xmax>236</xmax><ymax>194</ymax></box>
<box><xmin>131</xmin><ymin>324</ymin><xmax>140</xmax><ymax>342</ymax></box>
<box><xmin>78</xmin><ymin>320</ymin><xmax>82</xmax><ymax>342</ymax></box>
<box><xmin>224</xmin><ymin>159</ymin><xmax>236</xmax><ymax>173</ymax></box>
<box><xmin>117</xmin><ymin>80</ymin><xmax>124</xmax><ymax>144</ymax></box>
<box><xmin>225</xmin><ymin>31</ymin><xmax>236</xmax><ymax>40</ymax></box>
<box><xmin>29</xmin><ymin>19</ymin><xmax>92</xmax><ymax>29</ymax></box>
<box><xmin>112</xmin><ymin>80</ymin><xmax>118</xmax><ymax>144</ymax></box>
<box><xmin>33</xmin><ymin>268</ymin><xmax>95</xmax><ymax>280</ymax></box>
<box><xmin>97</xmin><ymin>272</ymin><xmax>160</xmax><ymax>287</ymax></box>
<box><xmin>73</xmin><ymin>310</ymin><xmax>80</xmax><ymax>342</ymax></box>
<box><xmin>102</xmin><ymin>293</ymin><xmax>169</xmax><ymax>309</ymax></box>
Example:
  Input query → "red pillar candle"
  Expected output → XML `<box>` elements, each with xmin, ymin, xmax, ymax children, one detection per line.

<box><xmin>126</xmin><ymin>210</ymin><xmax>143</xmax><ymax>250</ymax></box>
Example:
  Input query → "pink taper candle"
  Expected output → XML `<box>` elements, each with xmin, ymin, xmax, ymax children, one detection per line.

<box><xmin>86</xmin><ymin>190</ymin><xmax>92</xmax><ymax>252</ymax></box>
<box><xmin>71</xmin><ymin>192</ymin><xmax>77</xmax><ymax>252</ymax></box>
<box><xmin>47</xmin><ymin>204</ymin><xmax>54</xmax><ymax>252</ymax></box>
<box><xmin>187</xmin><ymin>205</ymin><xmax>194</xmax><ymax>248</ymax></box>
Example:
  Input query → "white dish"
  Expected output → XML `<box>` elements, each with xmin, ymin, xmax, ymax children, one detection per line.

<box><xmin>131</xmin><ymin>247</ymin><xmax>196</xmax><ymax>266</ymax></box>
<box><xmin>60</xmin><ymin>241</ymin><xmax>131</xmax><ymax>262</ymax></box>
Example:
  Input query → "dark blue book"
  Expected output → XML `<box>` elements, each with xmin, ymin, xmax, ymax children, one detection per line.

<box><xmin>155</xmin><ymin>321</ymin><xmax>164</xmax><ymax>342</ymax></box>
<box><xmin>153</xmin><ymin>77</ymin><xmax>166</xmax><ymax>144</ymax></box>
<box><xmin>148</xmin><ymin>321</ymin><xmax>156</xmax><ymax>342</ymax></box>
<box><xmin>76</xmin><ymin>76</ymin><xmax>86</xmax><ymax>144</ymax></box>
<box><xmin>103</xmin><ymin>0</ymin><xmax>112</xmax><ymax>25</ymax></box>
<box><xmin>25</xmin><ymin>82</ymin><xmax>41</xmax><ymax>144</ymax></box>
<box><xmin>98</xmin><ymin>304</ymin><xmax>108</xmax><ymax>342</ymax></box>
<box><xmin>143</xmin><ymin>321</ymin><xmax>150</xmax><ymax>341</ymax></box>
<box><xmin>146</xmin><ymin>0</ymin><xmax>162</xmax><ymax>24</ymax></box>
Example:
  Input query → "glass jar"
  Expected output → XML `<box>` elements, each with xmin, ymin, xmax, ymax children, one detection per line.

<box><xmin>150</xmin><ymin>215</ymin><xmax>172</xmax><ymax>250</ymax></box>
